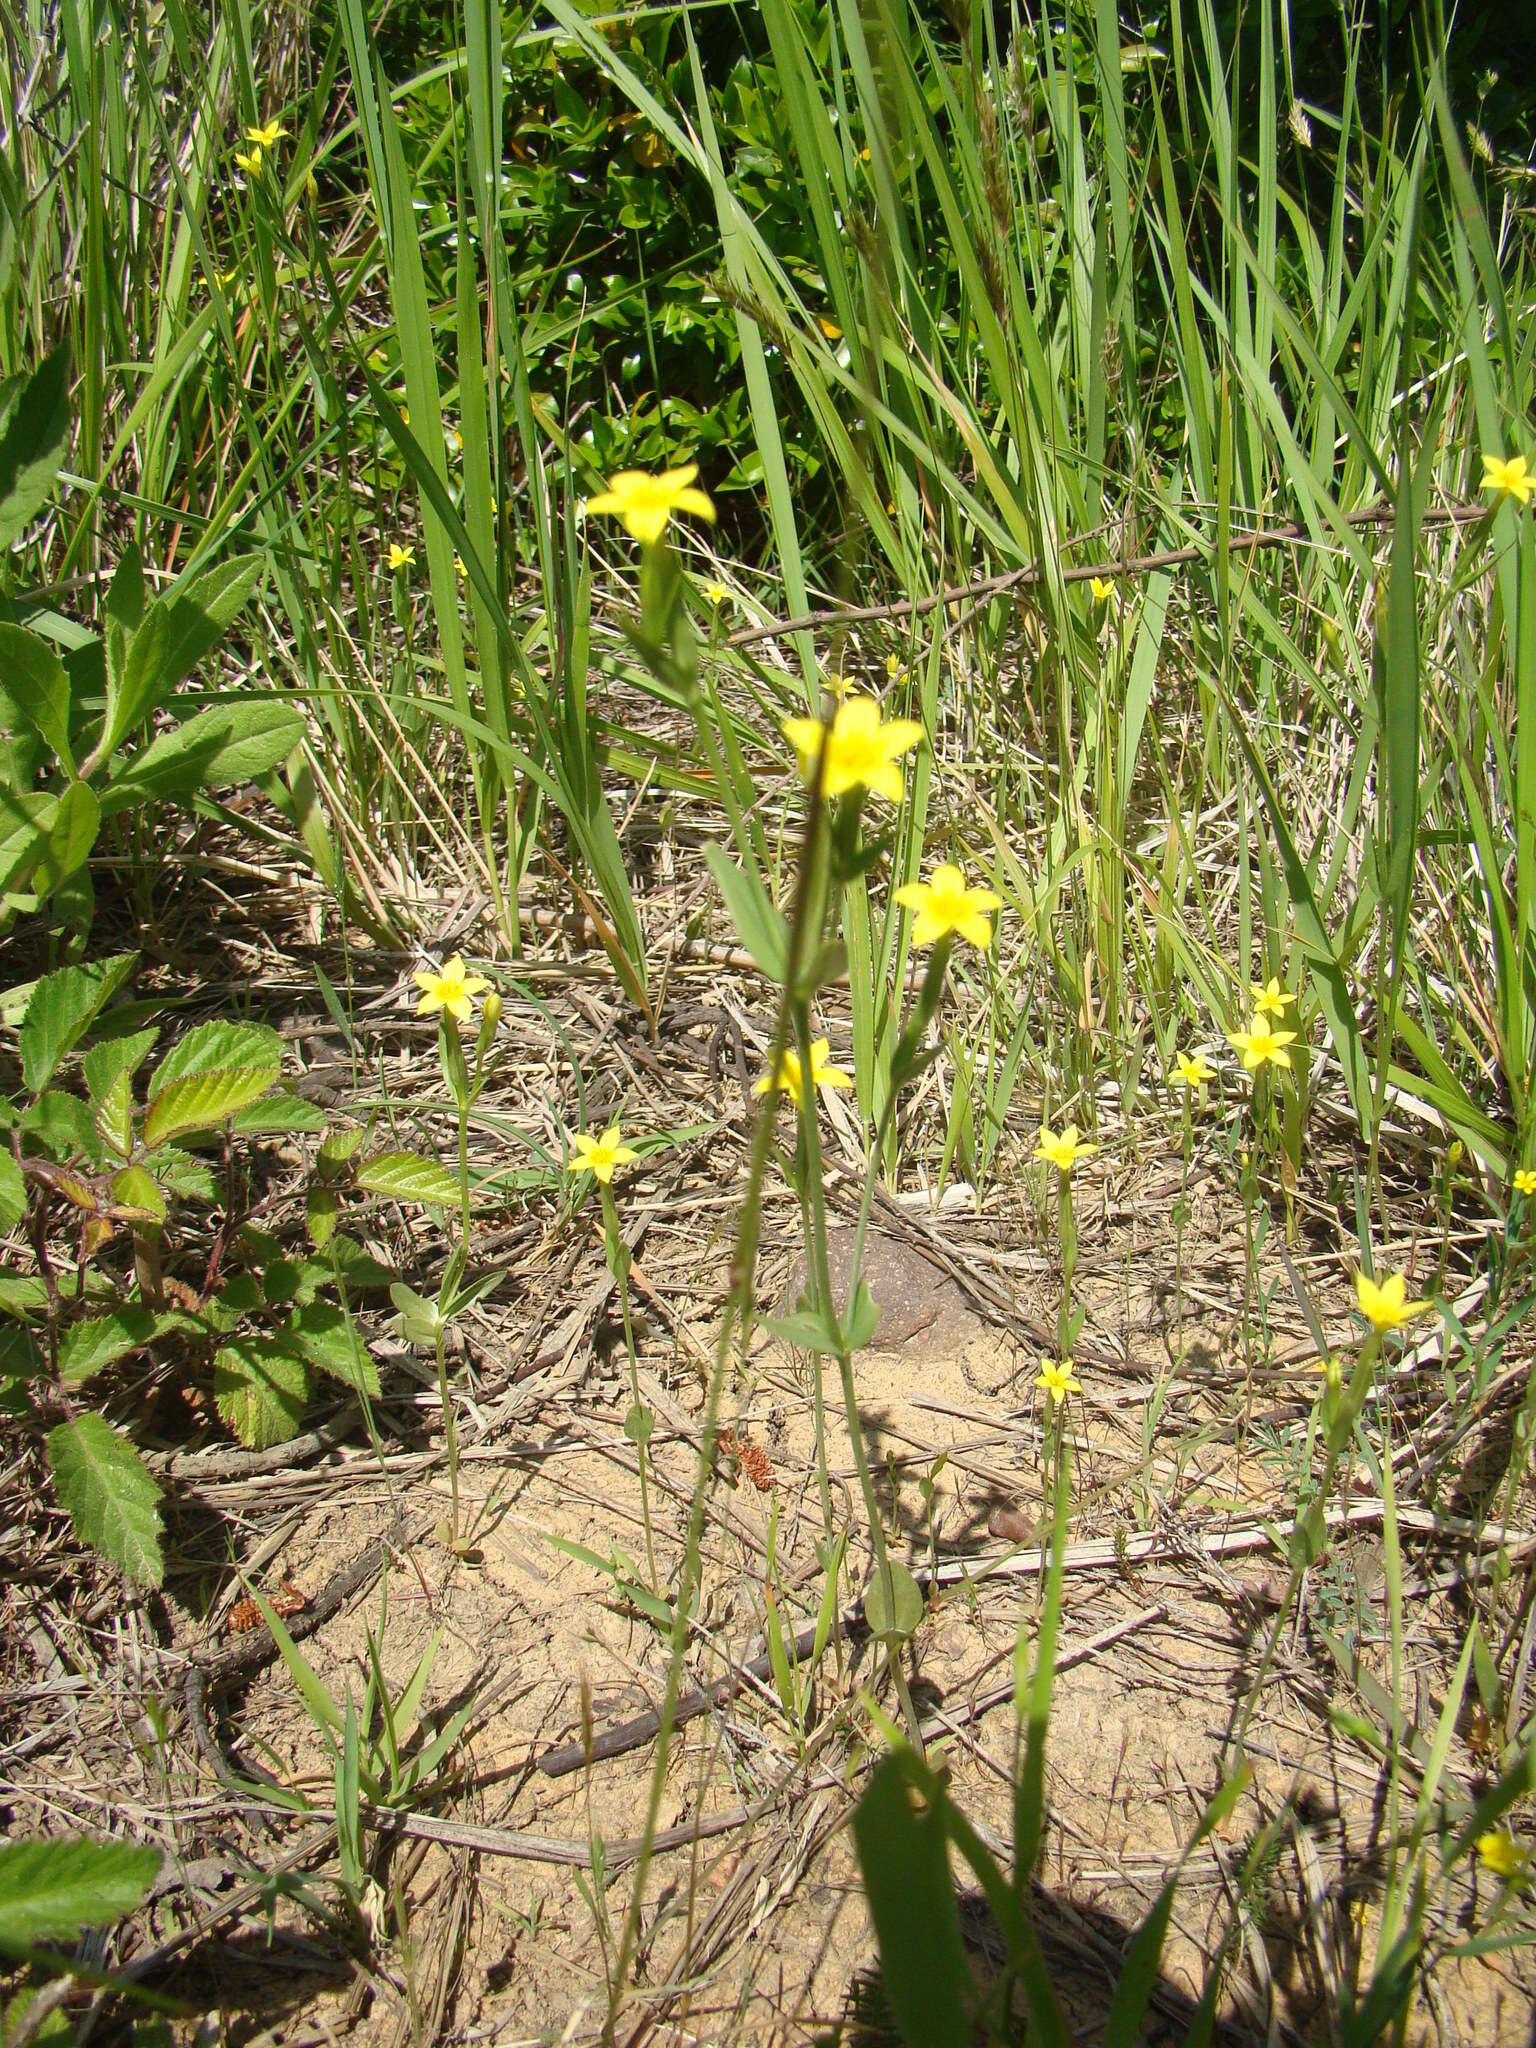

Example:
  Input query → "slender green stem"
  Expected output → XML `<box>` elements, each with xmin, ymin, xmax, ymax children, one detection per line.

<box><xmin>603</xmin><ymin>1185</ymin><xmax>657</xmax><ymax>1590</ymax></box>
<box><xmin>434</xmin><ymin>1323</ymin><xmax>459</xmax><ymax>1550</ymax></box>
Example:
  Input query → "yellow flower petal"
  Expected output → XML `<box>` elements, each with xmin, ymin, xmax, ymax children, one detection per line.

<box><xmin>1354</xmin><ymin>1269</ymin><xmax>1432</xmax><ymax>1335</ymax></box>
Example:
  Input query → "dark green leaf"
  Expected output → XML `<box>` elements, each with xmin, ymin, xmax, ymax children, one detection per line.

<box><xmin>20</xmin><ymin>953</ymin><xmax>138</xmax><ymax>1091</ymax></box>
<box><xmin>0</xmin><ymin>1836</ymin><xmax>160</xmax><ymax>1954</ymax></box>
<box><xmin>0</xmin><ymin>624</ymin><xmax>73</xmax><ymax>772</ymax></box>
<box><xmin>214</xmin><ymin>1339</ymin><xmax>310</xmax><ymax>1448</ymax></box>
<box><xmin>46</xmin><ymin>1413</ymin><xmax>164</xmax><ymax>1585</ymax></box>
<box><xmin>101</xmin><ymin>699</ymin><xmax>302</xmax><ymax>813</ymax></box>
<box><xmin>58</xmin><ymin>1306</ymin><xmax>165</xmax><ymax>1385</ymax></box>
<box><xmin>851</xmin><ymin>1753</ymin><xmax>972</xmax><ymax>2048</ymax></box>
<box><xmin>30</xmin><ymin>779</ymin><xmax>99</xmax><ymax>893</ymax></box>
<box><xmin>0</xmin><ymin>342</ymin><xmax>71</xmax><ymax>550</ymax></box>
<box><xmin>282</xmin><ymin>1301</ymin><xmax>380</xmax><ymax>1396</ymax></box>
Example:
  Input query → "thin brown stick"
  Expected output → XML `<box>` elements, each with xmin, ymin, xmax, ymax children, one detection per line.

<box><xmin>725</xmin><ymin>500</ymin><xmax>1487</xmax><ymax>650</ymax></box>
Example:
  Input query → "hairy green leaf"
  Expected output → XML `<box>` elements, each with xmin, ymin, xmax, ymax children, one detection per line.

<box><xmin>0</xmin><ymin>343</ymin><xmax>71</xmax><ymax>549</ymax></box>
<box><xmin>214</xmin><ymin>1339</ymin><xmax>310</xmax><ymax>1449</ymax></box>
<box><xmin>356</xmin><ymin>1150</ymin><xmax>462</xmax><ymax>1206</ymax></box>
<box><xmin>20</xmin><ymin>953</ymin><xmax>139</xmax><ymax>1092</ymax></box>
<box><xmin>0</xmin><ymin>1836</ymin><xmax>160</xmax><ymax>1954</ymax></box>
<box><xmin>46</xmin><ymin>1413</ymin><xmax>164</xmax><ymax>1586</ymax></box>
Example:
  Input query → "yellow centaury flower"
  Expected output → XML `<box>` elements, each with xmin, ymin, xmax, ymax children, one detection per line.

<box><xmin>1174</xmin><ymin>1050</ymin><xmax>1216</xmax><ymax>1088</ymax></box>
<box><xmin>1482</xmin><ymin>451</ymin><xmax>1533</xmax><ymax>507</ymax></box>
<box><xmin>387</xmin><ymin>542</ymin><xmax>415</xmax><ymax>572</ymax></box>
<box><xmin>1514</xmin><ymin>1168</ymin><xmax>1536</xmax><ymax>1196</ymax></box>
<box><xmin>413</xmin><ymin>954</ymin><xmax>490</xmax><ymax>1024</ymax></box>
<box><xmin>1354</xmin><ymin>1269</ymin><xmax>1432</xmax><ymax>1335</ymax></box>
<box><xmin>1250</xmin><ymin>977</ymin><xmax>1295</xmax><ymax>1019</ymax></box>
<box><xmin>567</xmin><ymin>1124</ymin><xmax>638</xmax><ymax>1186</ymax></box>
<box><xmin>1477</xmin><ymin>1828</ymin><xmax>1528</xmax><ymax>1882</ymax></box>
<box><xmin>247</xmin><ymin>120</ymin><xmax>289</xmax><ymax>152</ymax></box>
<box><xmin>585</xmin><ymin>463</ymin><xmax>715</xmax><ymax>545</ymax></box>
<box><xmin>1228</xmin><ymin>1014</ymin><xmax>1297</xmax><ymax>1071</ymax></box>
<box><xmin>1035</xmin><ymin>1123</ymin><xmax>1096</xmax><ymax>1173</ymax></box>
<box><xmin>233</xmin><ymin>148</ymin><xmax>263</xmax><ymax>176</ymax></box>
<box><xmin>752</xmin><ymin>1037</ymin><xmax>852</xmax><ymax>1112</ymax></box>
<box><xmin>701</xmin><ymin>581</ymin><xmax>732</xmax><ymax>607</ymax></box>
<box><xmin>1090</xmin><ymin>576</ymin><xmax>1115</xmax><ymax>602</ymax></box>
<box><xmin>781</xmin><ymin>696</ymin><xmax>924</xmax><ymax>805</ymax></box>
<box><xmin>1035</xmin><ymin>1358</ymin><xmax>1082</xmax><ymax>1403</ymax></box>
<box><xmin>895</xmin><ymin>863</ymin><xmax>1002</xmax><ymax>950</ymax></box>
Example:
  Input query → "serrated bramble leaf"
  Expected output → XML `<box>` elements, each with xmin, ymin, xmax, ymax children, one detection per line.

<box><xmin>281</xmin><ymin>1301</ymin><xmax>380</xmax><ymax>1396</ymax></box>
<box><xmin>46</xmin><ymin>1413</ymin><xmax>164</xmax><ymax>1586</ymax></box>
<box><xmin>149</xmin><ymin>1149</ymin><xmax>219</xmax><ymax>1202</ymax></box>
<box><xmin>20</xmin><ymin>953</ymin><xmax>138</xmax><ymax>1091</ymax></box>
<box><xmin>0</xmin><ymin>1836</ymin><xmax>161</xmax><ymax>1954</ymax></box>
<box><xmin>94</xmin><ymin>1070</ymin><xmax>134</xmax><ymax>1160</ymax></box>
<box><xmin>306</xmin><ymin>1185</ymin><xmax>339</xmax><ymax>1247</ymax></box>
<box><xmin>356</xmin><ymin>1150</ymin><xmax>461</xmax><ymax>1206</ymax></box>
<box><xmin>317</xmin><ymin>1126</ymin><xmax>367</xmax><ymax>1177</ymax></box>
<box><xmin>144</xmin><ymin>1022</ymin><xmax>282</xmax><ymax>1151</ymax></box>
<box><xmin>82</xmin><ymin>1028</ymin><xmax>159</xmax><ymax>1104</ymax></box>
<box><xmin>109</xmin><ymin>1166</ymin><xmax>165</xmax><ymax>1224</ymax></box>
<box><xmin>144</xmin><ymin>1065</ymin><xmax>280</xmax><ymax>1149</ymax></box>
<box><xmin>214</xmin><ymin>1340</ymin><xmax>310</xmax><ymax>1449</ymax></box>
<box><xmin>148</xmin><ymin>1019</ymin><xmax>282</xmax><ymax>1096</ymax></box>
<box><xmin>58</xmin><ymin>1305</ymin><xmax>164</xmax><ymax>1384</ymax></box>
<box><xmin>232</xmin><ymin>1093</ymin><xmax>330</xmax><ymax>1136</ymax></box>
<box><xmin>20</xmin><ymin>1091</ymin><xmax>100</xmax><ymax>1164</ymax></box>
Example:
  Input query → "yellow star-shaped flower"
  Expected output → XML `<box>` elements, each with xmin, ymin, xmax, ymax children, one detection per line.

<box><xmin>1482</xmin><ymin>451</ymin><xmax>1533</xmax><ymax>507</ymax></box>
<box><xmin>1035</xmin><ymin>1358</ymin><xmax>1082</xmax><ymax>1404</ymax></box>
<box><xmin>566</xmin><ymin>1123</ymin><xmax>638</xmax><ymax>1186</ymax></box>
<box><xmin>1034</xmin><ymin>1123</ymin><xmax>1096</xmax><ymax>1174</ymax></box>
<box><xmin>246</xmin><ymin>120</ymin><xmax>289</xmax><ymax>152</ymax></box>
<box><xmin>1514</xmin><ymin>1168</ymin><xmax>1536</xmax><ymax>1197</ymax></box>
<box><xmin>233</xmin><ymin>147</ymin><xmax>263</xmax><ymax>176</ymax></box>
<box><xmin>1477</xmin><ymin>1828</ymin><xmax>1528</xmax><ymax>1883</ymax></box>
<box><xmin>751</xmin><ymin>1037</ymin><xmax>852</xmax><ymax>1112</ymax></box>
<box><xmin>700</xmin><ymin>581</ymin><xmax>732</xmax><ymax>607</ymax></box>
<box><xmin>894</xmin><ymin>863</ymin><xmax>1002</xmax><ymax>950</ymax></box>
<box><xmin>1173</xmin><ymin>1050</ymin><xmax>1216</xmax><ymax>1088</ymax></box>
<box><xmin>1227</xmin><ymin>1015</ymin><xmax>1298</xmax><ymax>1071</ymax></box>
<box><xmin>1250</xmin><ymin>977</ymin><xmax>1295</xmax><ymax>1019</ymax></box>
<box><xmin>585</xmin><ymin>463</ymin><xmax>715</xmax><ymax>545</ymax></box>
<box><xmin>412</xmin><ymin>954</ymin><xmax>490</xmax><ymax>1024</ymax></box>
<box><xmin>1089</xmin><ymin>576</ymin><xmax>1115</xmax><ymax>603</ymax></box>
<box><xmin>387</xmin><ymin>542</ymin><xmax>415</xmax><ymax>572</ymax></box>
<box><xmin>781</xmin><ymin>696</ymin><xmax>925</xmax><ymax>805</ymax></box>
<box><xmin>1354</xmin><ymin>1269</ymin><xmax>1432</xmax><ymax>1336</ymax></box>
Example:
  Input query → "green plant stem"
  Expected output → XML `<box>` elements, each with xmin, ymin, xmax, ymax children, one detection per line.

<box><xmin>1229</xmin><ymin>1329</ymin><xmax>1383</xmax><ymax>1760</ymax></box>
<box><xmin>434</xmin><ymin>1322</ymin><xmax>459</xmax><ymax>1551</ymax></box>
<box><xmin>602</xmin><ymin>1185</ymin><xmax>657</xmax><ymax>1591</ymax></box>
<box><xmin>797</xmin><ymin>1175</ymin><xmax>836</xmax><ymax>1543</ymax></box>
